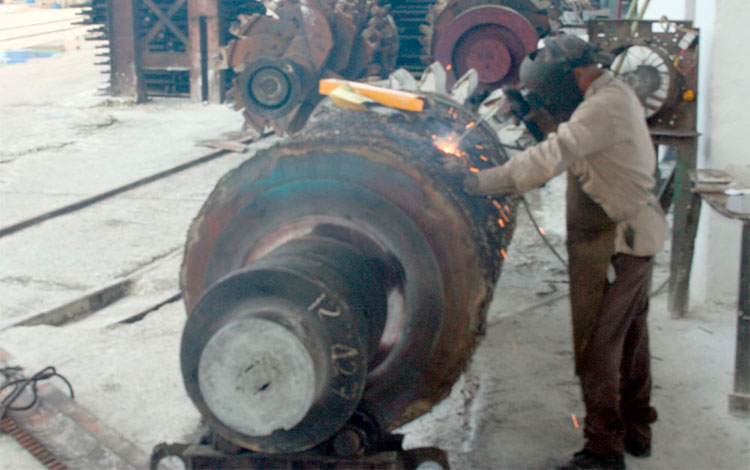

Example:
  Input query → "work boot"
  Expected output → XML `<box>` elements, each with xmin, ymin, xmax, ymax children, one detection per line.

<box><xmin>557</xmin><ymin>450</ymin><xmax>626</xmax><ymax>470</ymax></box>
<box><xmin>624</xmin><ymin>437</ymin><xmax>651</xmax><ymax>458</ymax></box>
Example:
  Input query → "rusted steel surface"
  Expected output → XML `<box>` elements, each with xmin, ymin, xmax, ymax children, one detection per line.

<box><xmin>424</xmin><ymin>0</ymin><xmax>547</xmax><ymax>91</ymax></box>
<box><xmin>0</xmin><ymin>348</ymin><xmax>150</xmax><ymax>470</ymax></box>
<box><xmin>180</xmin><ymin>88</ymin><xmax>517</xmax><ymax>453</ymax></box>
<box><xmin>220</xmin><ymin>0</ymin><xmax>398</xmax><ymax>134</ymax></box>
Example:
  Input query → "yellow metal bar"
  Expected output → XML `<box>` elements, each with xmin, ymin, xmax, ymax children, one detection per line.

<box><xmin>319</xmin><ymin>79</ymin><xmax>424</xmax><ymax>112</ymax></box>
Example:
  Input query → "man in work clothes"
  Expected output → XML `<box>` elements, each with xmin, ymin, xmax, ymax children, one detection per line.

<box><xmin>463</xmin><ymin>35</ymin><xmax>668</xmax><ymax>469</ymax></box>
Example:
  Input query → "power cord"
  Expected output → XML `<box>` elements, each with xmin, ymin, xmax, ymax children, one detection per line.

<box><xmin>0</xmin><ymin>366</ymin><xmax>74</xmax><ymax>422</ymax></box>
<box><xmin>519</xmin><ymin>196</ymin><xmax>568</xmax><ymax>269</ymax></box>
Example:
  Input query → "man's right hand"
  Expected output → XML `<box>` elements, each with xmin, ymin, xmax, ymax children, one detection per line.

<box><xmin>463</xmin><ymin>173</ymin><xmax>482</xmax><ymax>194</ymax></box>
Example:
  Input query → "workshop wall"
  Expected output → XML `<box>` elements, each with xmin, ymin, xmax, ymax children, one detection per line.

<box><xmin>642</xmin><ymin>0</ymin><xmax>748</xmax><ymax>307</ymax></box>
<box><xmin>641</xmin><ymin>0</ymin><xmax>688</xmax><ymax>20</ymax></box>
<box><xmin>690</xmin><ymin>0</ymin><xmax>749</xmax><ymax>306</ymax></box>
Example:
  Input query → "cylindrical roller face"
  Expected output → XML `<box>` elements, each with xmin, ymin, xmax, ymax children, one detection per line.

<box><xmin>198</xmin><ymin>318</ymin><xmax>317</xmax><ymax>436</ymax></box>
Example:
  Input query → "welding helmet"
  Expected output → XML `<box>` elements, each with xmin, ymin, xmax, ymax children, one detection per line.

<box><xmin>519</xmin><ymin>35</ymin><xmax>602</xmax><ymax>123</ymax></box>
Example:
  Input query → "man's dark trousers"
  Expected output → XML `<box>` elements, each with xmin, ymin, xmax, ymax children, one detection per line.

<box><xmin>578</xmin><ymin>253</ymin><xmax>655</xmax><ymax>457</ymax></box>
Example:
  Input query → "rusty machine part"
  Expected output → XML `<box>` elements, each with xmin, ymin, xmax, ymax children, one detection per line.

<box><xmin>220</xmin><ymin>0</ymin><xmax>399</xmax><ymax>135</ymax></box>
<box><xmin>177</xmin><ymin>70</ymin><xmax>518</xmax><ymax>461</ymax></box>
<box><xmin>422</xmin><ymin>0</ymin><xmax>549</xmax><ymax>93</ymax></box>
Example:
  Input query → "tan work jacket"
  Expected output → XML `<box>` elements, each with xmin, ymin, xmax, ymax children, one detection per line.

<box><xmin>475</xmin><ymin>72</ymin><xmax>668</xmax><ymax>256</ymax></box>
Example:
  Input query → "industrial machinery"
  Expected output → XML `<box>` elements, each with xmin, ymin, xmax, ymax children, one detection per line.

<box><xmin>81</xmin><ymin>0</ymin><xmax>549</xmax><ymax>131</ymax></box>
<box><xmin>151</xmin><ymin>69</ymin><xmax>522</xmax><ymax>468</ymax></box>
<box><xmin>422</xmin><ymin>0</ymin><xmax>548</xmax><ymax>92</ymax></box>
<box><xmin>220</xmin><ymin>0</ymin><xmax>549</xmax><ymax>134</ymax></box>
<box><xmin>219</xmin><ymin>0</ymin><xmax>400</xmax><ymax>134</ymax></box>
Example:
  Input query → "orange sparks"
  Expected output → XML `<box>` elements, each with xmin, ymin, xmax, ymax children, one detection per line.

<box><xmin>465</xmin><ymin>121</ymin><xmax>476</xmax><ymax>130</ymax></box>
<box><xmin>501</xmin><ymin>249</ymin><xmax>507</xmax><ymax>259</ymax></box>
<box><xmin>448</xmin><ymin>107</ymin><xmax>454</xmax><ymax>115</ymax></box>
<box><xmin>470</xmin><ymin>167</ymin><xmax>480</xmax><ymax>173</ymax></box>
<box><xmin>492</xmin><ymin>200</ymin><xmax>502</xmax><ymax>209</ymax></box>
<box><xmin>446</xmin><ymin>64</ymin><xmax>453</xmax><ymax>70</ymax></box>
<box><xmin>475</xmin><ymin>144</ymin><xmax>484</xmax><ymax>149</ymax></box>
<box><xmin>479</xmin><ymin>155</ymin><xmax>488</xmax><ymax>162</ymax></box>
<box><xmin>571</xmin><ymin>413</ymin><xmax>580</xmax><ymax>429</ymax></box>
<box><xmin>498</xmin><ymin>218</ymin><xmax>505</xmax><ymax>228</ymax></box>
<box><xmin>432</xmin><ymin>133</ymin><xmax>464</xmax><ymax>157</ymax></box>
<box><xmin>539</xmin><ymin>227</ymin><xmax>546</xmax><ymax>235</ymax></box>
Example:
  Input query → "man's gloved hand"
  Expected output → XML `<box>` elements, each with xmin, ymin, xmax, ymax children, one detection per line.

<box><xmin>465</xmin><ymin>165</ymin><xmax>517</xmax><ymax>196</ymax></box>
<box><xmin>522</xmin><ymin>108</ymin><xmax>557</xmax><ymax>139</ymax></box>
<box><xmin>463</xmin><ymin>173</ymin><xmax>482</xmax><ymax>194</ymax></box>
<box><xmin>439</xmin><ymin>153</ymin><xmax>516</xmax><ymax>196</ymax></box>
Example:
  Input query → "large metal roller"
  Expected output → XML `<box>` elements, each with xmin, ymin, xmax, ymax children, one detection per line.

<box><xmin>180</xmin><ymin>89</ymin><xmax>518</xmax><ymax>454</ymax></box>
<box><xmin>424</xmin><ymin>0</ymin><xmax>548</xmax><ymax>92</ymax></box>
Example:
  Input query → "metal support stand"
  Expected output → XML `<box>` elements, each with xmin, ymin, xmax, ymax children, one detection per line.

<box><xmin>691</xmin><ymin>169</ymin><xmax>750</xmax><ymax>417</ymax></box>
<box><xmin>729</xmin><ymin>221</ymin><xmax>750</xmax><ymax>416</ymax></box>
<box><xmin>656</xmin><ymin>134</ymin><xmax>701</xmax><ymax>317</ymax></box>
<box><xmin>150</xmin><ymin>433</ymin><xmax>450</xmax><ymax>470</ymax></box>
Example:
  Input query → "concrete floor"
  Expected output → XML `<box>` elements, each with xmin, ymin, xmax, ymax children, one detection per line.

<box><xmin>1</xmin><ymin>6</ymin><xmax>748</xmax><ymax>470</ymax></box>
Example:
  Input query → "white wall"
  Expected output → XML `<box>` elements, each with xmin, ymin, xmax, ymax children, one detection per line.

<box><xmin>689</xmin><ymin>0</ymin><xmax>750</xmax><ymax>307</ymax></box>
<box><xmin>640</xmin><ymin>0</ymin><xmax>687</xmax><ymax>20</ymax></box>
<box><xmin>620</xmin><ymin>0</ymin><xmax>749</xmax><ymax>307</ymax></box>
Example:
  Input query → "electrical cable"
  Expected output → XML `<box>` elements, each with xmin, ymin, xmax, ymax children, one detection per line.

<box><xmin>519</xmin><ymin>195</ymin><xmax>569</xmax><ymax>269</ymax></box>
<box><xmin>0</xmin><ymin>366</ymin><xmax>75</xmax><ymax>422</ymax></box>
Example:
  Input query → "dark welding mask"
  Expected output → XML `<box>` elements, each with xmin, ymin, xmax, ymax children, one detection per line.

<box><xmin>518</xmin><ymin>35</ymin><xmax>603</xmax><ymax>123</ymax></box>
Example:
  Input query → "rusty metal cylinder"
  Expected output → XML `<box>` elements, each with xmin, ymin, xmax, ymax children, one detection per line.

<box><xmin>180</xmin><ymin>94</ymin><xmax>517</xmax><ymax>453</ymax></box>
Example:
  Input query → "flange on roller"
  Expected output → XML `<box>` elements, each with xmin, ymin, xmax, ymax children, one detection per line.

<box><xmin>180</xmin><ymin>75</ymin><xmax>519</xmax><ymax>453</ymax></box>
